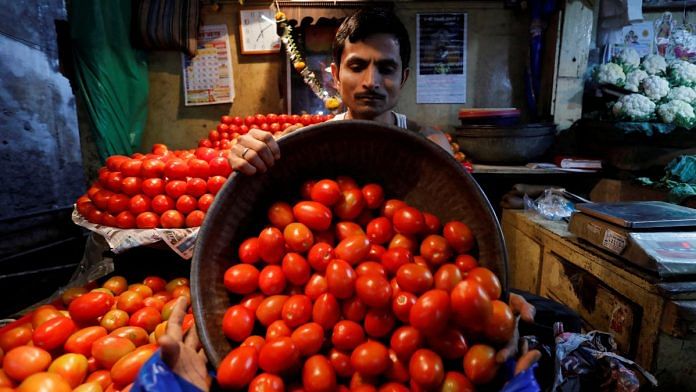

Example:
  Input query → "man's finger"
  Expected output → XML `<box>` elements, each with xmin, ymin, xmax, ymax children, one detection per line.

<box><xmin>251</xmin><ymin>129</ymin><xmax>281</xmax><ymax>160</ymax></box>
<box><xmin>514</xmin><ymin>349</ymin><xmax>542</xmax><ymax>376</ymax></box>
<box><xmin>229</xmin><ymin>157</ymin><xmax>258</xmax><ymax>176</ymax></box>
<box><xmin>240</xmin><ymin>148</ymin><xmax>269</xmax><ymax>174</ymax></box>
<box><xmin>184</xmin><ymin>322</ymin><xmax>201</xmax><ymax>350</ymax></box>
<box><xmin>158</xmin><ymin>335</ymin><xmax>181</xmax><ymax>369</ymax></box>
<box><xmin>198</xmin><ymin>348</ymin><xmax>208</xmax><ymax>364</ymax></box>
<box><xmin>496</xmin><ymin>316</ymin><xmax>520</xmax><ymax>364</ymax></box>
<box><xmin>165</xmin><ymin>297</ymin><xmax>187</xmax><ymax>342</ymax></box>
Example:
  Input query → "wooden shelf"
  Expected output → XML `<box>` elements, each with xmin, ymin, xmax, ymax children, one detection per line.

<box><xmin>643</xmin><ymin>0</ymin><xmax>696</xmax><ymax>10</ymax></box>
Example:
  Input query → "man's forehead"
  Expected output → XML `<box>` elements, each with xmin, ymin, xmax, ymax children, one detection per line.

<box><xmin>341</xmin><ymin>34</ymin><xmax>401</xmax><ymax>63</ymax></box>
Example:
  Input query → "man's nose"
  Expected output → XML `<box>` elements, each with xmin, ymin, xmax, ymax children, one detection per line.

<box><xmin>362</xmin><ymin>65</ymin><xmax>381</xmax><ymax>89</ymax></box>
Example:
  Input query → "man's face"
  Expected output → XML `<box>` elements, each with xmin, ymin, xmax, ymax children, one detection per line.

<box><xmin>331</xmin><ymin>33</ymin><xmax>409</xmax><ymax>122</ymax></box>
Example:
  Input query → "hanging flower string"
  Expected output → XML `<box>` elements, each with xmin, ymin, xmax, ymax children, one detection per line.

<box><xmin>275</xmin><ymin>9</ymin><xmax>342</xmax><ymax>112</ymax></box>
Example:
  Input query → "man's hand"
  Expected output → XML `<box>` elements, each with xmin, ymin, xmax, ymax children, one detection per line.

<box><xmin>158</xmin><ymin>297</ymin><xmax>210</xmax><ymax>391</ymax></box>
<box><xmin>228</xmin><ymin>129</ymin><xmax>281</xmax><ymax>175</ymax></box>
<box><xmin>495</xmin><ymin>293</ymin><xmax>537</xmax><ymax>369</ymax></box>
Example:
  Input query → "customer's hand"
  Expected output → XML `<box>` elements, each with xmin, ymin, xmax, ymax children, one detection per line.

<box><xmin>495</xmin><ymin>292</ymin><xmax>537</xmax><ymax>366</ymax></box>
<box><xmin>158</xmin><ymin>297</ymin><xmax>210</xmax><ymax>391</ymax></box>
<box><xmin>228</xmin><ymin>129</ymin><xmax>281</xmax><ymax>175</ymax></box>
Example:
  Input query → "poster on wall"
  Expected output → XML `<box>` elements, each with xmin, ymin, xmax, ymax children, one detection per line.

<box><xmin>416</xmin><ymin>13</ymin><xmax>467</xmax><ymax>104</ymax></box>
<box><xmin>181</xmin><ymin>24</ymin><xmax>235</xmax><ymax>106</ymax></box>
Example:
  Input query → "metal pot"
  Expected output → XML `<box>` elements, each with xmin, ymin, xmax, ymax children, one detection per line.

<box><xmin>452</xmin><ymin>123</ymin><xmax>556</xmax><ymax>164</ymax></box>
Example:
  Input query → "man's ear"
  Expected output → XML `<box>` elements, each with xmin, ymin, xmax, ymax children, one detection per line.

<box><xmin>401</xmin><ymin>67</ymin><xmax>410</xmax><ymax>87</ymax></box>
<box><xmin>330</xmin><ymin>63</ymin><xmax>340</xmax><ymax>89</ymax></box>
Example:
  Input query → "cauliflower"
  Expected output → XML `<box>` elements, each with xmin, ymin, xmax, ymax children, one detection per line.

<box><xmin>595</xmin><ymin>63</ymin><xmax>626</xmax><ymax>86</ymax></box>
<box><xmin>641</xmin><ymin>75</ymin><xmax>670</xmax><ymax>101</ymax></box>
<box><xmin>667</xmin><ymin>86</ymin><xmax>696</xmax><ymax>104</ymax></box>
<box><xmin>641</xmin><ymin>54</ymin><xmax>667</xmax><ymax>75</ymax></box>
<box><xmin>614</xmin><ymin>48</ymin><xmax>641</xmax><ymax>71</ymax></box>
<box><xmin>668</xmin><ymin>60</ymin><xmax>696</xmax><ymax>87</ymax></box>
<box><xmin>624</xmin><ymin>69</ymin><xmax>648</xmax><ymax>92</ymax></box>
<box><xmin>612</xmin><ymin>93</ymin><xmax>656</xmax><ymax>121</ymax></box>
<box><xmin>657</xmin><ymin>99</ymin><xmax>696</xmax><ymax>128</ymax></box>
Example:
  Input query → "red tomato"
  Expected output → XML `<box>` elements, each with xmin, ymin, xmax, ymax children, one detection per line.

<box><xmin>302</xmin><ymin>355</ymin><xmax>336</xmax><ymax>392</ymax></box>
<box><xmin>334</xmin><ymin>235</ymin><xmax>371</xmax><ymax>265</ymax></box>
<box><xmin>115</xmin><ymin>211</ymin><xmax>136</xmax><ymax>229</ymax></box>
<box><xmin>335</xmin><ymin>176</ymin><xmax>358</xmax><ymax>191</ymax></box>
<box><xmin>69</xmin><ymin>292</ymin><xmax>114</xmax><ymax>324</ymax></box>
<box><xmin>391</xmin><ymin>291</ymin><xmax>416</xmax><ymax>323</ymax></box>
<box><xmin>141</xmin><ymin>159</ymin><xmax>165</xmax><ymax>178</ymax></box>
<box><xmin>116</xmin><ymin>291</ymin><xmax>144</xmax><ymax>314</ymax></box>
<box><xmin>2</xmin><ymin>346</ymin><xmax>52</xmax><ymax>381</ymax></box>
<box><xmin>355</xmin><ymin>275</ymin><xmax>392</xmax><ymax>308</ymax></box>
<box><xmin>381</xmin><ymin>199</ymin><xmax>408</xmax><ymax>219</ymax></box>
<box><xmin>420</xmin><ymin>234</ymin><xmax>452</xmax><ymax>266</ymax></box>
<box><xmin>331</xmin><ymin>320</ymin><xmax>365</xmax><ymax>351</ymax></box>
<box><xmin>160</xmin><ymin>210</ymin><xmax>184</xmax><ymax>228</ymax></box>
<box><xmin>426</xmin><ymin>328</ymin><xmax>468</xmax><ymax>360</ymax></box>
<box><xmin>248</xmin><ymin>373</ymin><xmax>285</xmax><ymax>392</ymax></box>
<box><xmin>187</xmin><ymin>159</ymin><xmax>210</xmax><ymax>179</ymax></box>
<box><xmin>267</xmin><ymin>202</ymin><xmax>294</xmax><ymax>229</ymax></box>
<box><xmin>106</xmin><ymin>155</ymin><xmax>130</xmax><ymax>171</ymax></box>
<box><xmin>455</xmin><ymin>254</ymin><xmax>479</xmax><ymax>274</ymax></box>
<box><xmin>389</xmin><ymin>325</ymin><xmax>423</xmax><ymax>362</ymax></box>
<box><xmin>258</xmin><ymin>337</ymin><xmax>299</xmax><ymax>374</ymax></box>
<box><xmin>106</xmin><ymin>194</ymin><xmax>130</xmax><ymax>214</ymax></box>
<box><xmin>311</xmin><ymin>293</ymin><xmax>340</xmax><ymax>330</ymax></box>
<box><xmin>329</xmin><ymin>349</ymin><xmax>353</xmax><ymax>378</ymax></box>
<box><xmin>290</xmin><ymin>323</ymin><xmax>324</xmax><ymax>356</ymax></box>
<box><xmin>379</xmin><ymin>382</ymin><xmax>410</xmax><ymax>392</ymax></box>
<box><xmin>92</xmin><ymin>190</ymin><xmax>113</xmax><ymax>210</ymax></box>
<box><xmin>217</xmin><ymin>346</ymin><xmax>258</xmax><ymax>390</ymax></box>
<box><xmin>304</xmin><ymin>274</ymin><xmax>328</xmax><ymax>301</ymax></box>
<box><xmin>443</xmin><ymin>221</ymin><xmax>475</xmax><ymax>254</ymax></box>
<box><xmin>334</xmin><ymin>189</ymin><xmax>365</xmax><ymax>220</ymax></box>
<box><xmin>207</xmin><ymin>176</ymin><xmax>227</xmax><ymax>195</ymax></box>
<box><xmin>224</xmin><ymin>264</ymin><xmax>259</xmax><ymax>294</ymax></box>
<box><xmin>259</xmin><ymin>265</ymin><xmax>286</xmax><ymax>295</ymax></box>
<box><xmin>450</xmin><ymin>280</ymin><xmax>492</xmax><ymax>333</ymax></box>
<box><xmin>310</xmin><ymin>180</ymin><xmax>342</xmax><ymax>206</ymax></box>
<box><xmin>241</xmin><ymin>335</ymin><xmax>266</xmax><ymax>353</ymax></box>
<box><xmin>392</xmin><ymin>207</ymin><xmax>425</xmax><ymax>235</ymax></box>
<box><xmin>463</xmin><ymin>344</ymin><xmax>498</xmax><ymax>384</ymax></box>
<box><xmin>105</xmin><ymin>172</ymin><xmax>124</xmax><ymax>192</ymax></box>
<box><xmin>16</xmin><ymin>372</ymin><xmax>71</xmax><ymax>392</ymax></box>
<box><xmin>388</xmin><ymin>233</ymin><xmax>417</xmax><ymax>253</ymax></box>
<box><xmin>223</xmin><ymin>305</ymin><xmax>255</xmax><ymax>342</ymax></box>
<box><xmin>0</xmin><ymin>325</ymin><xmax>32</xmax><ymax>352</ymax></box>
<box><xmin>355</xmin><ymin>261</ymin><xmax>386</xmax><ymax>278</ymax></box>
<box><xmin>409</xmin><ymin>290</ymin><xmax>450</xmax><ymax>336</ymax></box>
<box><xmin>409</xmin><ymin>349</ymin><xmax>444</xmax><ymax>389</ymax></box>
<box><xmin>366</xmin><ymin>217</ymin><xmax>394</xmax><ymax>245</ymax></box>
<box><xmin>341</xmin><ymin>296</ymin><xmax>367</xmax><ymax>322</ymax></box>
<box><xmin>120</xmin><ymin>177</ymin><xmax>142</xmax><ymax>196</ymax></box>
<box><xmin>185</xmin><ymin>178</ymin><xmax>207</xmax><ymax>198</ymax></box>
<box><xmin>485</xmin><ymin>300</ymin><xmax>515</xmax><ymax>344</ymax></box>
<box><xmin>209</xmin><ymin>156</ymin><xmax>232</xmax><ymax>177</ymax></box>
<box><xmin>441</xmin><ymin>371</ymin><xmax>475</xmax><ymax>392</ymax></box>
<box><xmin>284</xmin><ymin>223</ymin><xmax>314</xmax><ymax>253</ymax></box>
<box><xmin>142</xmin><ymin>276</ymin><xmax>166</xmax><ymax>293</ymax></box>
<box><xmin>293</xmin><ymin>201</ymin><xmax>332</xmax><ymax>231</ymax></box>
<box><xmin>103</xmin><ymin>276</ymin><xmax>127</xmax><ymax>295</ymax></box>
<box><xmin>380</xmin><ymin>247</ymin><xmax>413</xmax><ymax>276</ymax></box>
<box><xmin>85</xmin><ymin>369</ymin><xmax>112</xmax><ymax>390</ymax></box>
<box><xmin>395</xmin><ymin>263</ymin><xmax>433</xmax><ymax>295</ymax></box>
<box><xmin>363</xmin><ymin>308</ymin><xmax>395</xmax><ymax>338</ymax></box>
<box><xmin>281</xmin><ymin>295</ymin><xmax>312</xmax><ymax>328</ymax></box>
<box><xmin>423</xmin><ymin>212</ymin><xmax>441</xmax><ymax>234</ymax></box>
<box><xmin>335</xmin><ymin>222</ymin><xmax>365</xmax><ymax>241</ymax></box>
<box><xmin>258</xmin><ymin>227</ymin><xmax>286</xmax><ymax>264</ymax></box>
<box><xmin>185</xmin><ymin>210</ymin><xmax>205</xmax><ymax>227</ymax></box>
<box><xmin>434</xmin><ymin>264</ymin><xmax>463</xmax><ymax>292</ymax></box>
<box><xmin>91</xmin><ymin>335</ymin><xmax>136</xmax><ymax>369</ymax></box>
<box><xmin>128</xmin><ymin>307</ymin><xmax>160</xmax><ymax>333</ymax></box>
<box><xmin>361</xmin><ymin>184</ymin><xmax>384</xmax><ymax>209</ymax></box>
<box><xmin>306</xmin><ymin>243</ymin><xmax>334</xmax><ymax>273</ymax></box>
<box><xmin>100</xmin><ymin>310</ymin><xmax>129</xmax><ymax>332</ymax></box>
<box><xmin>350</xmin><ymin>341</ymin><xmax>390</xmax><ymax>377</ymax></box>
<box><xmin>239</xmin><ymin>237</ymin><xmax>261</xmax><ymax>264</ymax></box>
<box><xmin>209</xmin><ymin>130</ymin><xmax>220</xmax><ymax>142</ymax></box>
<box><xmin>256</xmin><ymin>295</ymin><xmax>288</xmax><ymax>327</ymax></box>
<box><xmin>265</xmin><ymin>320</ymin><xmax>291</xmax><ymax>342</ymax></box>
<box><xmin>48</xmin><ymin>353</ymin><xmax>88</xmax><ymax>388</ymax></box>
<box><xmin>165</xmin><ymin>181</ymin><xmax>187</xmax><ymax>199</ymax></box>
<box><xmin>32</xmin><ymin>316</ymin><xmax>77</xmax><ymax>351</ymax></box>
<box><xmin>150</xmin><ymin>195</ymin><xmax>174</xmax><ymax>215</ymax></box>
<box><xmin>164</xmin><ymin>159</ymin><xmax>188</xmax><ymax>180</ymax></box>
<box><xmin>128</xmin><ymin>194</ymin><xmax>151</xmax><ymax>215</ymax></box>
<box><xmin>466</xmin><ymin>267</ymin><xmax>502</xmax><ymax>300</ymax></box>
<box><xmin>282</xmin><ymin>253</ymin><xmax>311</xmax><ymax>286</ymax></box>
<box><xmin>325</xmin><ymin>260</ymin><xmax>357</xmax><ymax>299</ymax></box>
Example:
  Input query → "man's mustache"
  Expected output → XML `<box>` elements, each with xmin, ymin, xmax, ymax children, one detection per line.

<box><xmin>354</xmin><ymin>91</ymin><xmax>386</xmax><ymax>100</ymax></box>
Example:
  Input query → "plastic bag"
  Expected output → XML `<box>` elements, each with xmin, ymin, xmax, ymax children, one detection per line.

<box><xmin>524</xmin><ymin>189</ymin><xmax>575</xmax><ymax>221</ymax></box>
<box><xmin>131</xmin><ymin>350</ymin><xmax>203</xmax><ymax>392</ymax></box>
<box><xmin>502</xmin><ymin>361</ymin><xmax>542</xmax><ymax>392</ymax></box>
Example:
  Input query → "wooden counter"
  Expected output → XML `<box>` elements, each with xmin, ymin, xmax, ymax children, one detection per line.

<box><xmin>502</xmin><ymin>209</ymin><xmax>696</xmax><ymax>389</ymax></box>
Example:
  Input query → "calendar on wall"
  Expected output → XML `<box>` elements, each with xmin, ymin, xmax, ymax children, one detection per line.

<box><xmin>182</xmin><ymin>24</ymin><xmax>235</xmax><ymax>106</ymax></box>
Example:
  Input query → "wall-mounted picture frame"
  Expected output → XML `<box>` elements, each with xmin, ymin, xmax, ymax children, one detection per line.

<box><xmin>239</xmin><ymin>8</ymin><xmax>281</xmax><ymax>55</ymax></box>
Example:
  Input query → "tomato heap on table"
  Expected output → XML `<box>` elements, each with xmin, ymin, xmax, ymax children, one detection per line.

<box><xmin>198</xmin><ymin>113</ymin><xmax>333</xmax><ymax>149</ymax></box>
<box><xmin>217</xmin><ymin>177</ymin><xmax>515</xmax><ymax>391</ymax></box>
<box><xmin>0</xmin><ymin>275</ymin><xmax>192</xmax><ymax>392</ymax></box>
<box><xmin>76</xmin><ymin>143</ymin><xmax>233</xmax><ymax>229</ymax></box>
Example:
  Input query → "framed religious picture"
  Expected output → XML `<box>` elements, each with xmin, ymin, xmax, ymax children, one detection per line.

<box><xmin>239</xmin><ymin>8</ymin><xmax>281</xmax><ymax>55</ymax></box>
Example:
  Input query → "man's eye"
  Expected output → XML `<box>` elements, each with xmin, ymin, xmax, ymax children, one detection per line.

<box><xmin>348</xmin><ymin>64</ymin><xmax>365</xmax><ymax>72</ymax></box>
<box><xmin>380</xmin><ymin>66</ymin><xmax>396</xmax><ymax>74</ymax></box>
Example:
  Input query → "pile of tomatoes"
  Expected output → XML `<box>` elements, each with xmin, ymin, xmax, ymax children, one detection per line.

<box><xmin>216</xmin><ymin>176</ymin><xmax>514</xmax><ymax>391</ymax></box>
<box><xmin>0</xmin><ymin>275</ymin><xmax>192</xmax><ymax>392</ymax></box>
<box><xmin>198</xmin><ymin>113</ymin><xmax>333</xmax><ymax>150</ymax></box>
<box><xmin>76</xmin><ymin>143</ymin><xmax>234</xmax><ymax>229</ymax></box>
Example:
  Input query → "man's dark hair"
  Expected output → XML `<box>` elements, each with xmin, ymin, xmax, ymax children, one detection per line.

<box><xmin>332</xmin><ymin>8</ymin><xmax>411</xmax><ymax>71</ymax></box>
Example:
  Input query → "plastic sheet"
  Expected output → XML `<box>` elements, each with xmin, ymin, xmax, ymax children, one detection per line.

<box><xmin>524</xmin><ymin>189</ymin><xmax>575</xmax><ymax>221</ymax></box>
<box><xmin>132</xmin><ymin>350</ymin><xmax>203</xmax><ymax>392</ymax></box>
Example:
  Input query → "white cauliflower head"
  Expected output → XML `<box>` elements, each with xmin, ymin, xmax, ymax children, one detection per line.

<box><xmin>668</xmin><ymin>60</ymin><xmax>696</xmax><ymax>87</ymax></box>
<box><xmin>641</xmin><ymin>54</ymin><xmax>667</xmax><ymax>75</ymax></box>
<box><xmin>667</xmin><ymin>86</ymin><xmax>696</xmax><ymax>104</ymax></box>
<box><xmin>612</xmin><ymin>94</ymin><xmax>656</xmax><ymax>121</ymax></box>
<box><xmin>624</xmin><ymin>69</ymin><xmax>648</xmax><ymax>92</ymax></box>
<box><xmin>657</xmin><ymin>99</ymin><xmax>696</xmax><ymax>128</ymax></box>
<box><xmin>641</xmin><ymin>75</ymin><xmax>670</xmax><ymax>101</ymax></box>
<box><xmin>596</xmin><ymin>63</ymin><xmax>626</xmax><ymax>86</ymax></box>
<box><xmin>615</xmin><ymin>48</ymin><xmax>641</xmax><ymax>70</ymax></box>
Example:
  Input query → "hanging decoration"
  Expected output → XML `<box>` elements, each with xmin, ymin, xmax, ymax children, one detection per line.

<box><xmin>274</xmin><ymin>7</ymin><xmax>342</xmax><ymax>112</ymax></box>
